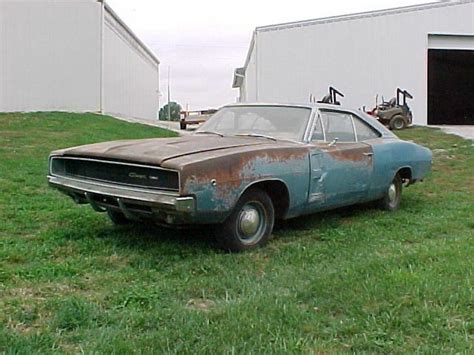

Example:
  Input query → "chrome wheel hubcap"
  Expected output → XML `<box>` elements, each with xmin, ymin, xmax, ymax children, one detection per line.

<box><xmin>388</xmin><ymin>183</ymin><xmax>397</xmax><ymax>203</ymax></box>
<box><xmin>239</xmin><ymin>206</ymin><xmax>260</xmax><ymax>237</ymax></box>
<box><xmin>237</xmin><ymin>202</ymin><xmax>265</xmax><ymax>244</ymax></box>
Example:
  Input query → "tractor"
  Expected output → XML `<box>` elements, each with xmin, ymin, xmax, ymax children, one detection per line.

<box><xmin>315</xmin><ymin>86</ymin><xmax>344</xmax><ymax>105</ymax></box>
<box><xmin>368</xmin><ymin>88</ymin><xmax>413</xmax><ymax>130</ymax></box>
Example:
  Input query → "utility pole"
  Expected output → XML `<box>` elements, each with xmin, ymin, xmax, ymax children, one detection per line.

<box><xmin>167</xmin><ymin>66</ymin><xmax>171</xmax><ymax>121</ymax></box>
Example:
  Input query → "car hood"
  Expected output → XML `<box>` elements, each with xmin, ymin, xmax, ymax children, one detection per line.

<box><xmin>52</xmin><ymin>135</ymin><xmax>279</xmax><ymax>167</ymax></box>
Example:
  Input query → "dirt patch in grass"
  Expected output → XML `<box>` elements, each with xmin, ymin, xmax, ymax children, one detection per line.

<box><xmin>186</xmin><ymin>298</ymin><xmax>216</xmax><ymax>312</ymax></box>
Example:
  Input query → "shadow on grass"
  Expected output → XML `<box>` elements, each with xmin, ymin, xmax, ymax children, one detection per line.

<box><xmin>275</xmin><ymin>201</ymin><xmax>376</xmax><ymax>232</ymax></box>
<box><xmin>95</xmin><ymin>221</ymin><xmax>217</xmax><ymax>255</ymax></box>
<box><xmin>54</xmin><ymin>191</ymin><xmax>429</xmax><ymax>254</ymax></box>
<box><xmin>274</xmin><ymin>192</ymin><xmax>428</xmax><ymax>240</ymax></box>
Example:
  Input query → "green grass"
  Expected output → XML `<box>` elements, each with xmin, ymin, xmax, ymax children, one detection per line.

<box><xmin>1</xmin><ymin>112</ymin><xmax>473</xmax><ymax>353</ymax></box>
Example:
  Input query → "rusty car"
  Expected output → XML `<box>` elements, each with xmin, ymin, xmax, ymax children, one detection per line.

<box><xmin>48</xmin><ymin>103</ymin><xmax>432</xmax><ymax>251</ymax></box>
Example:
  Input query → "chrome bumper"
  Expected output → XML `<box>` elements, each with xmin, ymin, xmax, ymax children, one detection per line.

<box><xmin>48</xmin><ymin>175</ymin><xmax>195</xmax><ymax>213</ymax></box>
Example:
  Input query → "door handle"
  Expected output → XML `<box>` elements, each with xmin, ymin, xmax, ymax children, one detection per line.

<box><xmin>363</xmin><ymin>152</ymin><xmax>374</xmax><ymax>156</ymax></box>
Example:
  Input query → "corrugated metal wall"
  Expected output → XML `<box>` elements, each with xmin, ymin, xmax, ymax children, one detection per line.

<box><xmin>103</xmin><ymin>10</ymin><xmax>160</xmax><ymax>120</ymax></box>
<box><xmin>0</xmin><ymin>0</ymin><xmax>101</xmax><ymax>112</ymax></box>
<box><xmin>241</xmin><ymin>1</ymin><xmax>474</xmax><ymax>125</ymax></box>
<box><xmin>0</xmin><ymin>0</ymin><xmax>160</xmax><ymax>120</ymax></box>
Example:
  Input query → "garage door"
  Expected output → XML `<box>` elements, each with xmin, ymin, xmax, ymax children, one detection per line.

<box><xmin>428</xmin><ymin>49</ymin><xmax>474</xmax><ymax>125</ymax></box>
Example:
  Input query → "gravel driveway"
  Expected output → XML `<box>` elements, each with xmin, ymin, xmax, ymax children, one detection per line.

<box><xmin>111</xmin><ymin>116</ymin><xmax>195</xmax><ymax>136</ymax></box>
<box><xmin>435</xmin><ymin>125</ymin><xmax>474</xmax><ymax>140</ymax></box>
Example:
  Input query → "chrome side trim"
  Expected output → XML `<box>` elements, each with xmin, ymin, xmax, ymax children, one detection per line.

<box><xmin>302</xmin><ymin>110</ymin><xmax>317</xmax><ymax>143</ymax></box>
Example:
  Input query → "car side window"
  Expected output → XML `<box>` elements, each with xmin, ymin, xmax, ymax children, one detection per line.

<box><xmin>311</xmin><ymin>116</ymin><xmax>324</xmax><ymax>141</ymax></box>
<box><xmin>352</xmin><ymin>115</ymin><xmax>381</xmax><ymax>141</ymax></box>
<box><xmin>320</xmin><ymin>111</ymin><xmax>356</xmax><ymax>142</ymax></box>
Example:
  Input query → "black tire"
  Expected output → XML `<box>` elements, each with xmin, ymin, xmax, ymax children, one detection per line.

<box><xmin>216</xmin><ymin>188</ymin><xmax>274</xmax><ymax>252</ymax></box>
<box><xmin>180</xmin><ymin>121</ymin><xmax>187</xmax><ymax>130</ymax></box>
<box><xmin>378</xmin><ymin>174</ymin><xmax>402</xmax><ymax>211</ymax></box>
<box><xmin>389</xmin><ymin>115</ymin><xmax>406</xmax><ymax>130</ymax></box>
<box><xmin>107</xmin><ymin>210</ymin><xmax>131</xmax><ymax>225</ymax></box>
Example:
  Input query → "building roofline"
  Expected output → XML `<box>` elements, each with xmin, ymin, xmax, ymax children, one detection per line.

<box><xmin>233</xmin><ymin>0</ymin><xmax>472</xmax><ymax>87</ymax></box>
<box><xmin>256</xmin><ymin>0</ymin><xmax>472</xmax><ymax>33</ymax></box>
<box><xmin>242</xmin><ymin>32</ymin><xmax>256</xmax><ymax>75</ymax></box>
<box><xmin>102</xmin><ymin>1</ymin><xmax>160</xmax><ymax>65</ymax></box>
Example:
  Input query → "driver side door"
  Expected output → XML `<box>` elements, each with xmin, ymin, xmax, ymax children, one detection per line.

<box><xmin>307</xmin><ymin>110</ymin><xmax>374</xmax><ymax>211</ymax></box>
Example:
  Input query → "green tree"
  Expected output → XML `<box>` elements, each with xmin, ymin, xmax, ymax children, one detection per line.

<box><xmin>159</xmin><ymin>102</ymin><xmax>182</xmax><ymax>121</ymax></box>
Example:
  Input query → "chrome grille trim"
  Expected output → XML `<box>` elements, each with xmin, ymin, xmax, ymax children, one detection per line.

<box><xmin>49</xmin><ymin>156</ymin><xmax>180</xmax><ymax>192</ymax></box>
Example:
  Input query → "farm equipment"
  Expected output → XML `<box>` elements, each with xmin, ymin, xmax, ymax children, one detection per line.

<box><xmin>368</xmin><ymin>88</ymin><xmax>413</xmax><ymax>130</ymax></box>
<box><xmin>316</xmin><ymin>86</ymin><xmax>344</xmax><ymax>105</ymax></box>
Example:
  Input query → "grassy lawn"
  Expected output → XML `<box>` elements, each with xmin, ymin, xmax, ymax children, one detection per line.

<box><xmin>0</xmin><ymin>112</ymin><xmax>473</xmax><ymax>353</ymax></box>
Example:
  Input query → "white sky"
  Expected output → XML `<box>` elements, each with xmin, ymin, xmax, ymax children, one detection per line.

<box><xmin>106</xmin><ymin>0</ymin><xmax>430</xmax><ymax>110</ymax></box>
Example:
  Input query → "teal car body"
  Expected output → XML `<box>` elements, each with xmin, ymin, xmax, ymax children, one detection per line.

<box><xmin>48</xmin><ymin>103</ymin><xmax>432</xmax><ymax>250</ymax></box>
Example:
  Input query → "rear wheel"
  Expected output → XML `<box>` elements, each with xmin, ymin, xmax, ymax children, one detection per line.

<box><xmin>389</xmin><ymin>115</ymin><xmax>406</xmax><ymax>130</ymax></box>
<box><xmin>378</xmin><ymin>174</ymin><xmax>402</xmax><ymax>211</ymax></box>
<box><xmin>107</xmin><ymin>210</ymin><xmax>131</xmax><ymax>225</ymax></box>
<box><xmin>216</xmin><ymin>189</ymin><xmax>274</xmax><ymax>252</ymax></box>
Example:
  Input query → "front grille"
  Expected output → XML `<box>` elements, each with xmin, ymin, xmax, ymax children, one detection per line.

<box><xmin>50</xmin><ymin>157</ymin><xmax>179</xmax><ymax>191</ymax></box>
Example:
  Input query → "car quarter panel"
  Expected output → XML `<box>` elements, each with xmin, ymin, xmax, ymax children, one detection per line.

<box><xmin>368</xmin><ymin>138</ymin><xmax>432</xmax><ymax>199</ymax></box>
<box><xmin>166</xmin><ymin>146</ymin><xmax>311</xmax><ymax>222</ymax></box>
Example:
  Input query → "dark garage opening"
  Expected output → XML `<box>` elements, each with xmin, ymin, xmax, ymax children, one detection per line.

<box><xmin>428</xmin><ymin>49</ymin><xmax>474</xmax><ymax>125</ymax></box>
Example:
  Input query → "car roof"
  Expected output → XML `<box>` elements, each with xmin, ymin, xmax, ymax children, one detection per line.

<box><xmin>221</xmin><ymin>102</ymin><xmax>396</xmax><ymax>138</ymax></box>
<box><xmin>223</xmin><ymin>102</ymin><xmax>358</xmax><ymax>111</ymax></box>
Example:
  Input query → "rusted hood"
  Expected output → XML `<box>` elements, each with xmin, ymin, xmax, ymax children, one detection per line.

<box><xmin>52</xmin><ymin>135</ymin><xmax>272</xmax><ymax>166</ymax></box>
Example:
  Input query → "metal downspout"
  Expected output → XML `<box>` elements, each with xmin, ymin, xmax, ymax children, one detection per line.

<box><xmin>99</xmin><ymin>0</ymin><xmax>105</xmax><ymax>114</ymax></box>
<box><xmin>254</xmin><ymin>30</ymin><xmax>259</xmax><ymax>102</ymax></box>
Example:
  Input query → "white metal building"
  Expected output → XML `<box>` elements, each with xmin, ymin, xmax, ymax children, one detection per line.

<box><xmin>0</xmin><ymin>0</ymin><xmax>160</xmax><ymax>120</ymax></box>
<box><xmin>233</xmin><ymin>0</ymin><xmax>474</xmax><ymax>125</ymax></box>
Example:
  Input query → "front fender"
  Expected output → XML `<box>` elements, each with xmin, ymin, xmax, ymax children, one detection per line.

<box><xmin>180</xmin><ymin>148</ymin><xmax>310</xmax><ymax>220</ymax></box>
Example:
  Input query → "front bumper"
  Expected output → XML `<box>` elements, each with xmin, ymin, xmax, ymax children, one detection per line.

<box><xmin>48</xmin><ymin>175</ymin><xmax>195</xmax><ymax>224</ymax></box>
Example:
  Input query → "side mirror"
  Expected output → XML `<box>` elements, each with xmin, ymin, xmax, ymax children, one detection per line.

<box><xmin>328</xmin><ymin>137</ymin><xmax>338</xmax><ymax>147</ymax></box>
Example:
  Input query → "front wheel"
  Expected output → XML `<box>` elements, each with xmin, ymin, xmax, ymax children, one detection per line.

<box><xmin>216</xmin><ymin>189</ymin><xmax>274</xmax><ymax>252</ymax></box>
<box><xmin>389</xmin><ymin>115</ymin><xmax>406</xmax><ymax>130</ymax></box>
<box><xmin>378</xmin><ymin>174</ymin><xmax>402</xmax><ymax>211</ymax></box>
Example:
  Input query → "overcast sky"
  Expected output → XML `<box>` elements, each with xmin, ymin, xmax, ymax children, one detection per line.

<box><xmin>106</xmin><ymin>0</ymin><xmax>429</xmax><ymax>110</ymax></box>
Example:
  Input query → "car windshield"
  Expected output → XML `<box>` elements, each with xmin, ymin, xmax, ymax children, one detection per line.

<box><xmin>195</xmin><ymin>105</ymin><xmax>311</xmax><ymax>141</ymax></box>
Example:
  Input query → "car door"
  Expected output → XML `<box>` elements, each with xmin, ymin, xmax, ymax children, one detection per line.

<box><xmin>307</xmin><ymin>110</ymin><xmax>374</xmax><ymax>210</ymax></box>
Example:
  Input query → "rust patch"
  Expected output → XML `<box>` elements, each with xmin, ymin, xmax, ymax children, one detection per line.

<box><xmin>180</xmin><ymin>146</ymin><xmax>309</xmax><ymax>206</ymax></box>
<box><xmin>182</xmin><ymin>147</ymin><xmax>308</xmax><ymax>185</ymax></box>
<box><xmin>325</xmin><ymin>145</ymin><xmax>373</xmax><ymax>163</ymax></box>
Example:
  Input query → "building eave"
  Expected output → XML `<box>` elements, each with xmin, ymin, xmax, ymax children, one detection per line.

<box><xmin>101</xmin><ymin>1</ymin><xmax>160</xmax><ymax>66</ymax></box>
<box><xmin>255</xmin><ymin>0</ymin><xmax>472</xmax><ymax>33</ymax></box>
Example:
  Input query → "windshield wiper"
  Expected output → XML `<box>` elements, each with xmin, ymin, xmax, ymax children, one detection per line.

<box><xmin>235</xmin><ymin>133</ymin><xmax>277</xmax><ymax>141</ymax></box>
<box><xmin>195</xmin><ymin>131</ymin><xmax>224</xmax><ymax>137</ymax></box>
